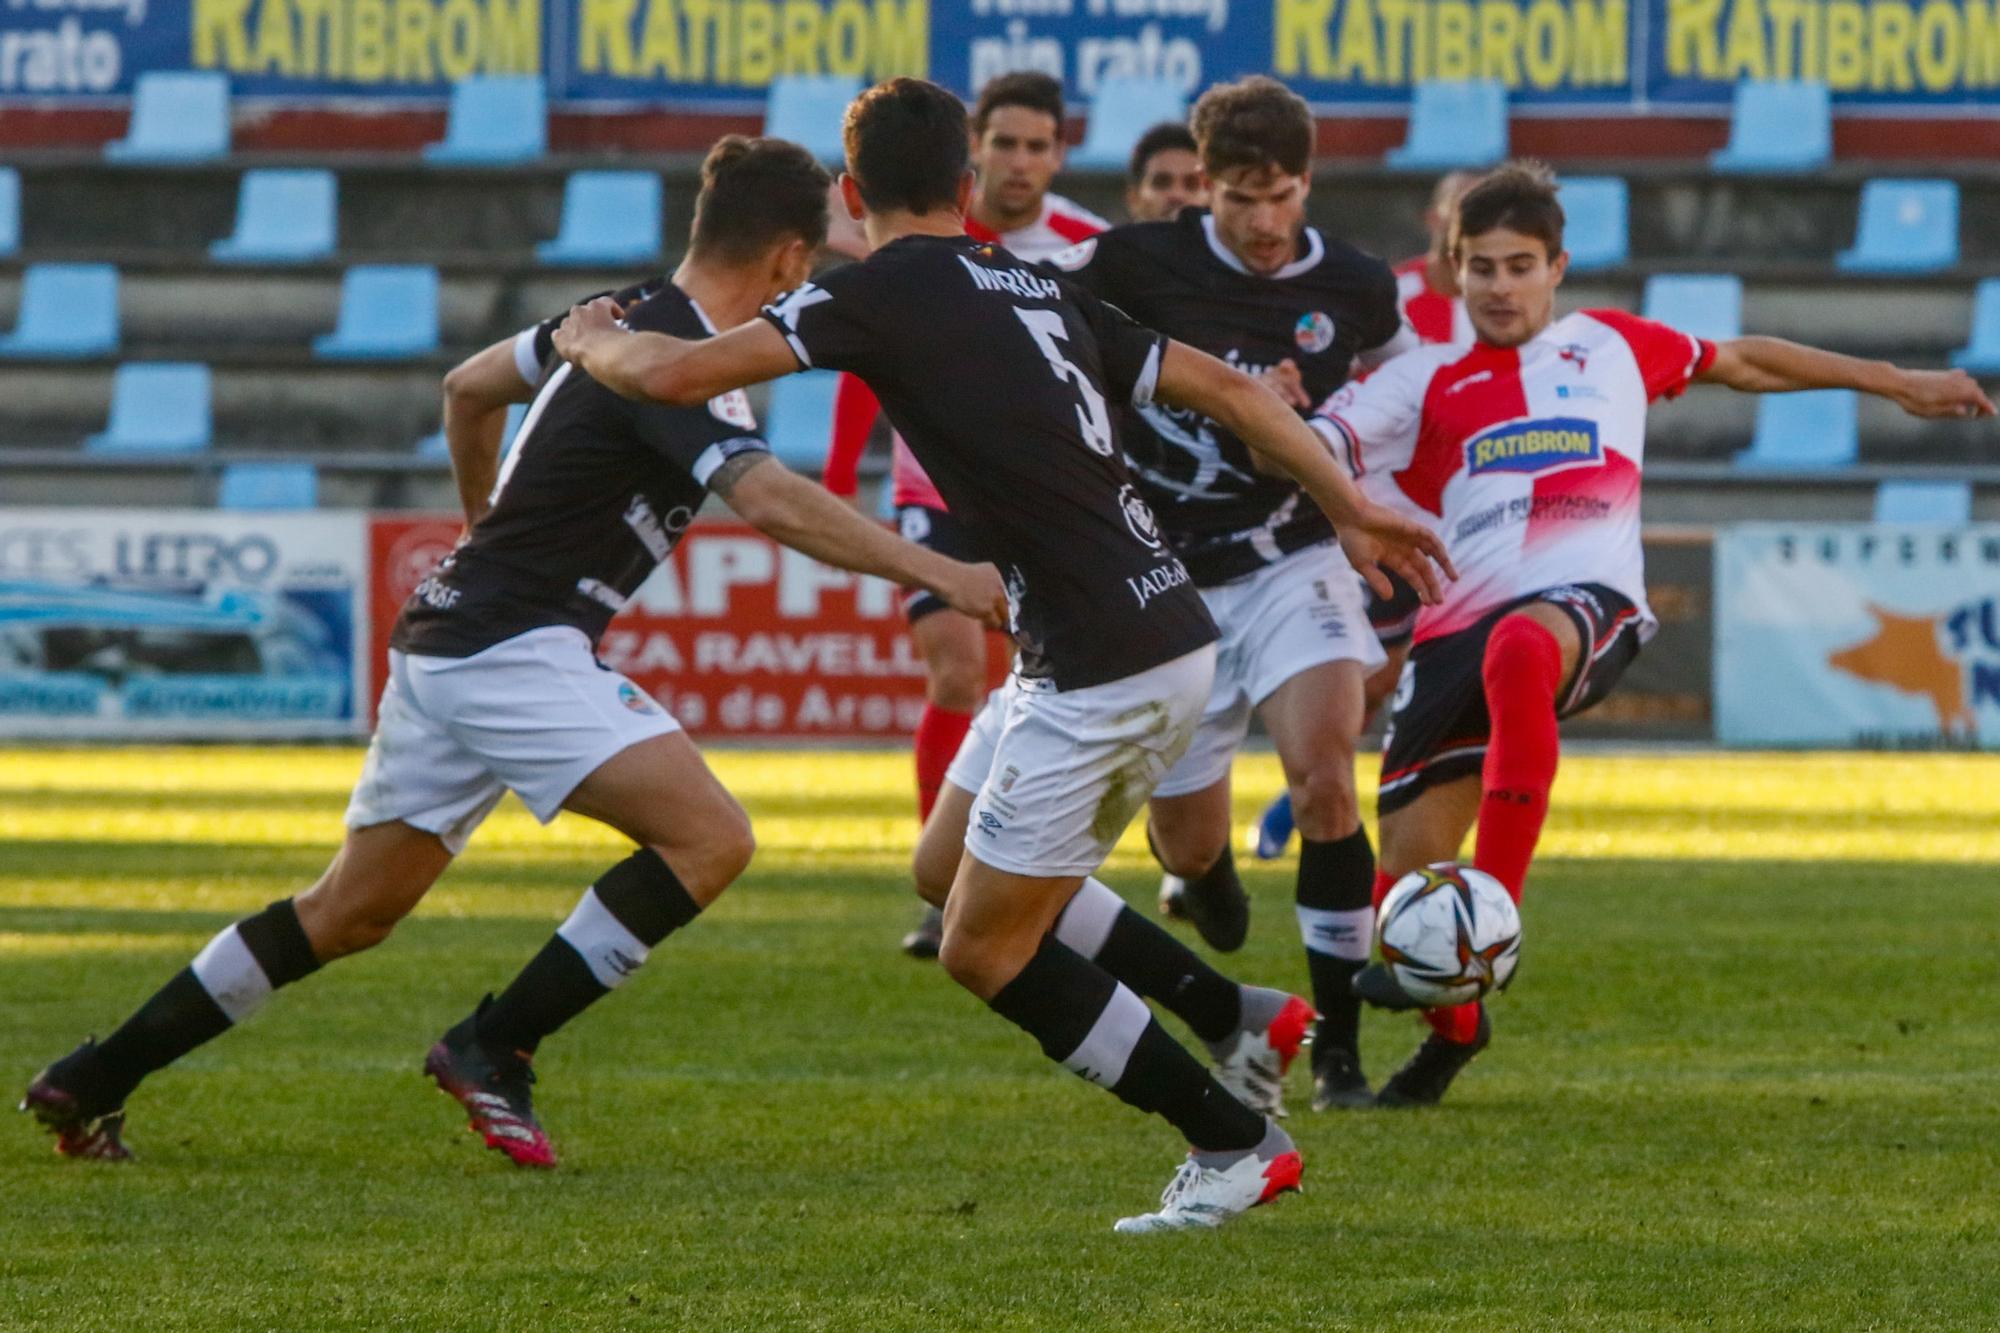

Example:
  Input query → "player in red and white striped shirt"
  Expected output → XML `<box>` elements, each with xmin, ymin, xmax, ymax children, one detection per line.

<box><xmin>1314</xmin><ymin>163</ymin><xmax>1992</xmax><ymax>1106</ymax></box>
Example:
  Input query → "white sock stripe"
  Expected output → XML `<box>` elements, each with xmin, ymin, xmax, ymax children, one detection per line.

<box><xmin>1053</xmin><ymin>878</ymin><xmax>1124</xmax><ymax>960</ymax></box>
<box><xmin>190</xmin><ymin>924</ymin><xmax>273</xmax><ymax>1024</ymax></box>
<box><xmin>1062</xmin><ymin>984</ymin><xmax>1152</xmax><ymax>1088</ymax></box>
<box><xmin>1296</xmin><ymin>905</ymin><xmax>1374</xmax><ymax>962</ymax></box>
<box><xmin>556</xmin><ymin>887</ymin><xmax>652</xmax><ymax>990</ymax></box>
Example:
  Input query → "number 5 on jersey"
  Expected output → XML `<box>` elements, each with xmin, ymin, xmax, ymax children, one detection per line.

<box><xmin>1014</xmin><ymin>307</ymin><xmax>1114</xmax><ymax>457</ymax></box>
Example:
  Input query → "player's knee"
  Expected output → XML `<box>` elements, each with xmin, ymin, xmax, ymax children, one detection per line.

<box><xmin>1483</xmin><ymin>616</ymin><xmax>1564</xmax><ymax>696</ymax></box>
<box><xmin>911</xmin><ymin>842</ymin><xmax>955</xmax><ymax>907</ymax></box>
<box><xmin>1151</xmin><ymin>818</ymin><xmax>1225</xmax><ymax>878</ymax></box>
<box><xmin>699</xmin><ymin>816</ymin><xmax>758</xmax><ymax>892</ymax></box>
<box><xmin>314</xmin><ymin>904</ymin><xmax>402</xmax><ymax>959</ymax></box>
<box><xmin>925</xmin><ymin>656</ymin><xmax>985</xmax><ymax>714</ymax></box>
<box><xmin>936</xmin><ymin>926</ymin><xmax>1019</xmax><ymax>997</ymax></box>
<box><xmin>1289</xmin><ymin>759</ymin><xmax>1360</xmax><ymax>840</ymax></box>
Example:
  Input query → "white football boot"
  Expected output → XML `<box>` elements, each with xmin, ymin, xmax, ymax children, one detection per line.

<box><xmin>1206</xmin><ymin>988</ymin><xmax>1315</xmax><ymax>1118</ymax></box>
<box><xmin>1113</xmin><ymin>1119</ymin><xmax>1303</xmax><ymax>1234</ymax></box>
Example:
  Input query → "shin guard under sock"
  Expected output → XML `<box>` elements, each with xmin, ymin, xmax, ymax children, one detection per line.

<box><xmin>1295</xmin><ymin>828</ymin><xmax>1375</xmax><ymax>1056</ymax></box>
<box><xmin>1053</xmin><ymin>878</ymin><xmax>1241</xmax><ymax>1043</ymax></box>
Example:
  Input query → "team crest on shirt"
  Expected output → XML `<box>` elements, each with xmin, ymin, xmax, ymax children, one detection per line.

<box><xmin>1557</xmin><ymin>343</ymin><xmax>1590</xmax><ymax>373</ymax></box>
<box><xmin>1118</xmin><ymin>484</ymin><xmax>1166</xmax><ymax>551</ymax></box>
<box><xmin>1294</xmin><ymin>311</ymin><xmax>1336</xmax><ymax>354</ymax></box>
<box><xmin>1464</xmin><ymin>417</ymin><xmax>1603</xmax><ymax>476</ymax></box>
<box><xmin>617</xmin><ymin>681</ymin><xmax>659</xmax><ymax>714</ymax></box>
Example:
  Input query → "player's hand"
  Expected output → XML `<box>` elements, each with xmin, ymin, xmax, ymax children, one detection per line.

<box><xmin>552</xmin><ymin>297</ymin><xmax>625</xmax><ymax>366</ymax></box>
<box><xmin>1259</xmin><ymin>359</ymin><xmax>1311</xmax><ymax>410</ymax></box>
<box><xmin>937</xmin><ymin>560</ymin><xmax>1010</xmax><ymax>630</ymax></box>
<box><xmin>1891</xmin><ymin>367</ymin><xmax>1995</xmax><ymax>419</ymax></box>
<box><xmin>1339</xmin><ymin>503</ymin><xmax>1457</xmax><ymax>606</ymax></box>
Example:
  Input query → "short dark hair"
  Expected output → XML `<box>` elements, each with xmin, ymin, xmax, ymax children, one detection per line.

<box><xmin>1128</xmin><ymin>121</ymin><xmax>1197</xmax><ymax>183</ymax></box>
<box><xmin>688</xmin><ymin>136</ymin><xmax>830</xmax><ymax>262</ymax></box>
<box><xmin>972</xmin><ymin>71</ymin><xmax>1064</xmax><ymax>135</ymax></box>
<box><xmin>843</xmin><ymin>77</ymin><xmax>970</xmax><ymax>217</ymax></box>
<box><xmin>1451</xmin><ymin>160</ymin><xmax>1565</xmax><ymax>259</ymax></box>
<box><xmin>1191</xmin><ymin>76</ymin><xmax>1313</xmax><ymax>179</ymax></box>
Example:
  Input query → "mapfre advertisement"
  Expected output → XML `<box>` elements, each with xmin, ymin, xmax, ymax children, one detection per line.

<box><xmin>1715</xmin><ymin>524</ymin><xmax>2000</xmax><ymax>748</ymax></box>
<box><xmin>0</xmin><ymin>507</ymin><xmax>367</xmax><ymax>737</ymax></box>
<box><xmin>368</xmin><ymin>515</ymin><xmax>936</xmax><ymax>738</ymax></box>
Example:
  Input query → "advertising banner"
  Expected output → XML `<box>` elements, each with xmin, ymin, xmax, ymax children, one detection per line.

<box><xmin>0</xmin><ymin>507</ymin><xmax>368</xmax><ymax>738</ymax></box>
<box><xmin>368</xmin><ymin>514</ymin><xmax>951</xmax><ymax>739</ymax></box>
<box><xmin>1715</xmin><ymin>524</ymin><xmax>2000</xmax><ymax>748</ymax></box>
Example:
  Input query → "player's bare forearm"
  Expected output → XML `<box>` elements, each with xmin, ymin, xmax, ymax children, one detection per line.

<box><xmin>1702</xmin><ymin>337</ymin><xmax>1995</xmax><ymax>418</ymax></box>
<box><xmin>717</xmin><ymin>455</ymin><xmax>1009</xmax><ymax>627</ymax></box>
<box><xmin>441</xmin><ymin>336</ymin><xmax>536</xmax><ymax>526</ymax></box>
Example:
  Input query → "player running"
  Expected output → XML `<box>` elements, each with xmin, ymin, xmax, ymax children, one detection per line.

<box><xmin>554</xmin><ymin>77</ymin><xmax>1451</xmax><ymax>1232</ymax></box>
<box><xmin>21</xmin><ymin>137</ymin><xmax>1008</xmax><ymax>1167</ymax></box>
<box><xmin>1124</xmin><ymin>121</ymin><xmax>1207</xmax><ymax>223</ymax></box>
<box><xmin>816</xmin><ymin>72</ymin><xmax>1110</xmax><ymax>960</ymax></box>
<box><xmin>1315</xmin><ymin>162</ymin><xmax>1994</xmax><ymax>1107</ymax></box>
<box><xmin>1049</xmin><ymin>76</ymin><xmax>1418</xmax><ymax>1112</ymax></box>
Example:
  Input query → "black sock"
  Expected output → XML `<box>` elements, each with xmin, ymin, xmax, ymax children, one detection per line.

<box><xmin>1054</xmin><ymin>878</ymin><xmax>1241</xmax><ymax>1043</ymax></box>
<box><xmin>1296</xmin><ymin>828</ymin><xmax>1376</xmax><ymax>1059</ymax></box>
<box><xmin>87</xmin><ymin>898</ymin><xmax>321</xmax><ymax>1111</ymax></box>
<box><xmin>986</xmin><ymin>937</ymin><xmax>1265</xmax><ymax>1152</ymax></box>
<box><xmin>1187</xmin><ymin>844</ymin><xmax>1243</xmax><ymax>901</ymax></box>
<box><xmin>476</xmin><ymin>849</ymin><xmax>700</xmax><ymax>1056</ymax></box>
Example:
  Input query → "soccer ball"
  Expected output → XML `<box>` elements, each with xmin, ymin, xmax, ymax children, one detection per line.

<box><xmin>1375</xmin><ymin>864</ymin><xmax>1522</xmax><ymax>1007</ymax></box>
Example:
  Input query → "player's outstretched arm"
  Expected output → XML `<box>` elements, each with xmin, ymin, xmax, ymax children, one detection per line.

<box><xmin>1700</xmin><ymin>337</ymin><xmax>1996</xmax><ymax>419</ymax></box>
<box><xmin>554</xmin><ymin>298</ymin><xmax>800</xmax><ymax>406</ymax></box>
<box><xmin>440</xmin><ymin>336</ymin><xmax>538</xmax><ymax>526</ymax></box>
<box><xmin>1153</xmin><ymin>340</ymin><xmax>1456</xmax><ymax>603</ymax></box>
<box><xmin>712</xmin><ymin>453</ymin><xmax>1010</xmax><ymax>629</ymax></box>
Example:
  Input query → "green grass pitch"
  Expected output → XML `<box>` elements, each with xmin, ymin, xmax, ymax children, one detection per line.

<box><xmin>3</xmin><ymin>746</ymin><xmax>1999</xmax><ymax>1329</ymax></box>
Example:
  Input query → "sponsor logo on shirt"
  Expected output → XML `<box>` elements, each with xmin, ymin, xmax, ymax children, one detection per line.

<box><xmin>1119</xmin><ymin>484</ymin><xmax>1166</xmax><ymax>552</ymax></box>
<box><xmin>1558</xmin><ymin>343</ymin><xmax>1590</xmax><ymax>373</ymax></box>
<box><xmin>1464</xmin><ymin>417</ymin><xmax>1602</xmax><ymax>477</ymax></box>
<box><xmin>1555</xmin><ymin>383</ymin><xmax>1606</xmax><ymax>402</ymax></box>
<box><xmin>618</xmin><ymin>681</ymin><xmax>659</xmax><ymax>714</ymax></box>
<box><xmin>1125</xmin><ymin>558</ymin><xmax>1192</xmax><ymax>608</ymax></box>
<box><xmin>1294</xmin><ymin>311</ymin><xmax>1336</xmax><ymax>354</ymax></box>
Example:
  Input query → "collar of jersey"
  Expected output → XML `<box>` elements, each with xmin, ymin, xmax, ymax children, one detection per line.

<box><xmin>1200</xmin><ymin>214</ymin><xmax>1325</xmax><ymax>281</ymax></box>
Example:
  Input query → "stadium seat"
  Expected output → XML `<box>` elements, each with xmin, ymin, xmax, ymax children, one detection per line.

<box><xmin>537</xmin><ymin>171</ymin><xmax>663</xmax><ymax>266</ymax></box>
<box><xmin>1070</xmin><ymin>78</ymin><xmax>1189</xmax><ymax>170</ymax></box>
<box><xmin>416</xmin><ymin>403</ymin><xmax>528</xmax><ymax>458</ymax></box>
<box><xmin>210</xmin><ymin>169</ymin><xmax>338</xmax><ymax>263</ymax></box>
<box><xmin>765</xmin><ymin>370</ymin><xmax>841</xmax><ymax>470</ymax></box>
<box><xmin>1642</xmin><ymin>274</ymin><xmax>1743</xmax><ymax>342</ymax></box>
<box><xmin>1560</xmin><ymin>177</ymin><xmax>1629</xmax><ymax>272</ymax></box>
<box><xmin>423</xmin><ymin>76</ymin><xmax>546</xmax><ymax>163</ymax></box>
<box><xmin>764</xmin><ymin>76</ymin><xmax>862</xmax><ymax>164</ymax></box>
<box><xmin>1735</xmin><ymin>390</ymin><xmax>1858</xmax><ymax>469</ymax></box>
<box><xmin>104</xmin><ymin>72</ymin><xmax>231</xmax><ymax>162</ymax></box>
<box><xmin>1385</xmin><ymin>81</ymin><xmax>1507</xmax><ymax>169</ymax></box>
<box><xmin>0</xmin><ymin>263</ymin><xmax>119</xmax><ymax>358</ymax></box>
<box><xmin>0</xmin><ymin>167</ymin><xmax>18</xmax><ymax>257</ymax></box>
<box><xmin>84</xmin><ymin>363</ymin><xmax>213</xmax><ymax>453</ymax></box>
<box><xmin>1950</xmin><ymin>279</ymin><xmax>2000</xmax><ymax>374</ymax></box>
<box><xmin>1836</xmin><ymin>179</ymin><xmax>1958</xmax><ymax>274</ymax></box>
<box><xmin>313</xmin><ymin>265</ymin><xmax>440</xmax><ymax>359</ymax></box>
<box><xmin>1710</xmin><ymin>81</ymin><xmax>1830</xmax><ymax>172</ymax></box>
<box><xmin>219</xmin><ymin>461</ymin><xmax>319</xmax><ymax>510</ymax></box>
<box><xmin>1873</xmin><ymin>479</ymin><xmax>1972</xmax><ymax>525</ymax></box>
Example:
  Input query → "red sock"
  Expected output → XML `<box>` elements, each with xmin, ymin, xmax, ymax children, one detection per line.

<box><xmin>1423</xmin><ymin>1001</ymin><xmax>1484</xmax><ymax>1043</ymax></box>
<box><xmin>1473</xmin><ymin>616</ymin><xmax>1563</xmax><ymax>902</ymax></box>
<box><xmin>913</xmin><ymin>703</ymin><xmax>974</xmax><ymax>821</ymax></box>
<box><xmin>1371</xmin><ymin>868</ymin><xmax>1397</xmax><ymax>909</ymax></box>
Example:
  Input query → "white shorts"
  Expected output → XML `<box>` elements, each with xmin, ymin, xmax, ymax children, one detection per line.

<box><xmin>1151</xmin><ymin>542</ymin><xmax>1385</xmax><ymax>800</ymax></box>
<box><xmin>953</xmin><ymin>644</ymin><xmax>1214</xmax><ymax>878</ymax></box>
<box><xmin>345</xmin><ymin>625</ymin><xmax>681</xmax><ymax>854</ymax></box>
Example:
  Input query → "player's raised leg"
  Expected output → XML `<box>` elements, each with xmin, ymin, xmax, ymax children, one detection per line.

<box><xmin>1471</xmin><ymin>602</ymin><xmax>1580</xmax><ymax>899</ymax></box>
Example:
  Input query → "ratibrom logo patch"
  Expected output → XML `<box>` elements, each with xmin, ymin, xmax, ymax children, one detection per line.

<box><xmin>1118</xmin><ymin>484</ymin><xmax>1165</xmax><ymax>552</ymax></box>
<box><xmin>1464</xmin><ymin>417</ymin><xmax>1602</xmax><ymax>476</ymax></box>
<box><xmin>1294</xmin><ymin>311</ymin><xmax>1335</xmax><ymax>354</ymax></box>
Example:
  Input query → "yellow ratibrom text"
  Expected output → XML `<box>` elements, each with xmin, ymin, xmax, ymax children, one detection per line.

<box><xmin>577</xmin><ymin>0</ymin><xmax>927</xmax><ymax>86</ymax></box>
<box><xmin>1666</xmin><ymin>0</ymin><xmax>2000</xmax><ymax>92</ymax></box>
<box><xmin>193</xmin><ymin>0</ymin><xmax>541</xmax><ymax>81</ymax></box>
<box><xmin>1275</xmin><ymin>0</ymin><xmax>1628</xmax><ymax>89</ymax></box>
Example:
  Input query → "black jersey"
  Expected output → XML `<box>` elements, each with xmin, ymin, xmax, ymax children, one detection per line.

<box><xmin>1051</xmin><ymin>209</ymin><xmax>1402</xmax><ymax>585</ymax></box>
<box><xmin>761</xmin><ymin>233</ymin><xmax>1216</xmax><ymax>691</ymax></box>
<box><xmin>393</xmin><ymin>283</ymin><xmax>768</xmax><ymax>658</ymax></box>
<box><xmin>516</xmin><ymin>276</ymin><xmax>668</xmax><ymax>382</ymax></box>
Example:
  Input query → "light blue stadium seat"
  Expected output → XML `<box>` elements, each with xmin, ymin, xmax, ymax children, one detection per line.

<box><xmin>1560</xmin><ymin>177</ymin><xmax>1628</xmax><ymax>272</ymax></box>
<box><xmin>1070</xmin><ymin>78</ymin><xmax>1189</xmax><ymax>170</ymax></box>
<box><xmin>313</xmin><ymin>265</ymin><xmax>439</xmax><ymax>359</ymax></box>
<box><xmin>1711</xmin><ymin>81</ymin><xmax>1830</xmax><ymax>173</ymax></box>
<box><xmin>0</xmin><ymin>168</ymin><xmax>18</xmax><ymax>257</ymax></box>
<box><xmin>1836</xmin><ymin>179</ymin><xmax>1958</xmax><ymax>274</ymax></box>
<box><xmin>84</xmin><ymin>363</ymin><xmax>212</xmax><ymax>453</ymax></box>
<box><xmin>1386</xmin><ymin>81</ymin><xmax>1507</xmax><ymax>169</ymax></box>
<box><xmin>1951</xmin><ymin>279</ymin><xmax>2000</xmax><ymax>374</ymax></box>
<box><xmin>210</xmin><ymin>169</ymin><xmax>337</xmax><ymax>264</ymax></box>
<box><xmin>537</xmin><ymin>171</ymin><xmax>662</xmax><ymax>266</ymax></box>
<box><xmin>219</xmin><ymin>462</ymin><xmax>318</xmax><ymax>510</ymax></box>
<box><xmin>423</xmin><ymin>76</ymin><xmax>546</xmax><ymax>163</ymax></box>
<box><xmin>417</xmin><ymin>402</ymin><xmax>528</xmax><ymax>458</ymax></box>
<box><xmin>1873</xmin><ymin>479</ymin><xmax>1972</xmax><ymax>525</ymax></box>
<box><xmin>105</xmin><ymin>72</ymin><xmax>230</xmax><ymax>162</ymax></box>
<box><xmin>1642</xmin><ymin>274</ymin><xmax>1743</xmax><ymax>342</ymax></box>
<box><xmin>764</xmin><ymin>76</ymin><xmax>863</xmax><ymax>164</ymax></box>
<box><xmin>0</xmin><ymin>263</ymin><xmax>119</xmax><ymax>358</ymax></box>
<box><xmin>1736</xmin><ymin>390</ymin><xmax>1858</xmax><ymax>469</ymax></box>
<box><xmin>766</xmin><ymin>370</ymin><xmax>841</xmax><ymax>470</ymax></box>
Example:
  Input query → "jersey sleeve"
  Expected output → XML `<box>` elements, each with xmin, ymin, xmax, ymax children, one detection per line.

<box><xmin>760</xmin><ymin>264</ymin><xmax>879</xmax><ymax>376</ymax></box>
<box><xmin>626</xmin><ymin>393</ymin><xmax>771</xmax><ymax>491</ymax></box>
<box><xmin>1311</xmin><ymin>349</ymin><xmax>1429</xmax><ymax>479</ymax></box>
<box><xmin>1068</xmin><ymin>282</ymin><xmax>1167</xmax><ymax>409</ymax></box>
<box><xmin>526</xmin><ymin>280</ymin><xmax>663</xmax><ymax>380</ymax></box>
<box><xmin>1355</xmin><ymin>259</ymin><xmax>1406</xmax><ymax>353</ymax></box>
<box><xmin>1587</xmin><ymin>308</ymin><xmax>1717</xmax><ymax>402</ymax></box>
